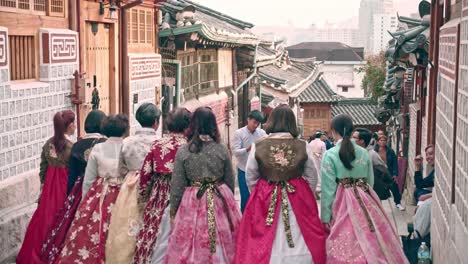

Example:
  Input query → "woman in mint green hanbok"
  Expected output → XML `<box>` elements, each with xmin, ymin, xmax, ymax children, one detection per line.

<box><xmin>320</xmin><ymin>114</ymin><xmax>408</xmax><ymax>264</ymax></box>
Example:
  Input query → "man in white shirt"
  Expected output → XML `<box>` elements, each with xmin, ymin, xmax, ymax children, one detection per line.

<box><xmin>232</xmin><ymin>110</ymin><xmax>266</xmax><ymax>212</ymax></box>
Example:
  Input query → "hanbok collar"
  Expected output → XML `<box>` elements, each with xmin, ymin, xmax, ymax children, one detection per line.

<box><xmin>135</xmin><ymin>127</ymin><xmax>157</xmax><ymax>136</ymax></box>
<box><xmin>107</xmin><ymin>137</ymin><xmax>123</xmax><ymax>143</ymax></box>
<box><xmin>168</xmin><ymin>132</ymin><xmax>186</xmax><ymax>139</ymax></box>
<box><xmin>199</xmin><ymin>134</ymin><xmax>213</xmax><ymax>142</ymax></box>
<box><xmin>268</xmin><ymin>132</ymin><xmax>294</xmax><ymax>139</ymax></box>
<box><xmin>65</xmin><ymin>134</ymin><xmax>76</xmax><ymax>143</ymax></box>
<box><xmin>83</xmin><ymin>133</ymin><xmax>106</xmax><ymax>140</ymax></box>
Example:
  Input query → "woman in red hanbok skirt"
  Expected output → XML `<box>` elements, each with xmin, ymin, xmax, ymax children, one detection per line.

<box><xmin>17</xmin><ymin>110</ymin><xmax>76</xmax><ymax>264</ymax></box>
<box><xmin>133</xmin><ymin>108</ymin><xmax>190</xmax><ymax>264</ymax></box>
<box><xmin>56</xmin><ymin>114</ymin><xmax>129</xmax><ymax>264</ymax></box>
<box><xmin>40</xmin><ymin>110</ymin><xmax>107</xmax><ymax>264</ymax></box>
<box><xmin>234</xmin><ymin>105</ymin><xmax>327</xmax><ymax>264</ymax></box>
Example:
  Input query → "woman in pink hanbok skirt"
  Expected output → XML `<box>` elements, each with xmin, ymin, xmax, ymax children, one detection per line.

<box><xmin>321</xmin><ymin>114</ymin><xmax>408</xmax><ymax>264</ymax></box>
<box><xmin>164</xmin><ymin>107</ymin><xmax>241</xmax><ymax>264</ymax></box>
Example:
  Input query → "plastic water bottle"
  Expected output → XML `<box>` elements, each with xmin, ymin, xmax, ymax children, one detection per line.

<box><xmin>417</xmin><ymin>242</ymin><xmax>431</xmax><ymax>264</ymax></box>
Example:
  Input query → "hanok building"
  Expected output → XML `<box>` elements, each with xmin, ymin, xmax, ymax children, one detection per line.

<box><xmin>286</xmin><ymin>42</ymin><xmax>366</xmax><ymax>98</ymax></box>
<box><xmin>157</xmin><ymin>0</ymin><xmax>258</xmax><ymax>145</ymax></box>
<box><xmin>254</xmin><ymin>42</ymin><xmax>320</xmax><ymax>124</ymax></box>
<box><xmin>378</xmin><ymin>1</ymin><xmax>431</xmax><ymax>202</ymax></box>
<box><xmin>0</xmin><ymin>0</ymin><xmax>162</xmax><ymax>260</ymax></box>
<box><xmin>298</xmin><ymin>78</ymin><xmax>382</xmax><ymax>139</ymax></box>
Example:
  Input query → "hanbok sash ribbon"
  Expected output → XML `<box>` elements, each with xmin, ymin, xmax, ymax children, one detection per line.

<box><xmin>266</xmin><ymin>181</ymin><xmax>296</xmax><ymax>248</ymax></box>
<box><xmin>338</xmin><ymin>178</ymin><xmax>376</xmax><ymax>232</ymax></box>
<box><xmin>191</xmin><ymin>177</ymin><xmax>233</xmax><ymax>254</ymax></box>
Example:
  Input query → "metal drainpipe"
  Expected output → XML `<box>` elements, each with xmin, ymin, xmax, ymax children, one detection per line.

<box><xmin>163</xmin><ymin>59</ymin><xmax>181</xmax><ymax>107</ymax></box>
<box><xmin>120</xmin><ymin>0</ymin><xmax>144</xmax><ymax>115</ymax></box>
<box><xmin>234</xmin><ymin>43</ymin><xmax>259</xmax><ymax>125</ymax></box>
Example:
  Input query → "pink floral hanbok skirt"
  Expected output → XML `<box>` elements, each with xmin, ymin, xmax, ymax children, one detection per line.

<box><xmin>327</xmin><ymin>179</ymin><xmax>409</xmax><ymax>264</ymax></box>
<box><xmin>164</xmin><ymin>183</ymin><xmax>241</xmax><ymax>264</ymax></box>
<box><xmin>56</xmin><ymin>177</ymin><xmax>122</xmax><ymax>264</ymax></box>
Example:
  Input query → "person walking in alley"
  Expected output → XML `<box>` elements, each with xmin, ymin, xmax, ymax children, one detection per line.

<box><xmin>353</xmin><ymin>128</ymin><xmax>394</xmax><ymax>200</ymax></box>
<box><xmin>133</xmin><ymin>108</ymin><xmax>190</xmax><ymax>264</ymax></box>
<box><xmin>375</xmin><ymin>135</ymin><xmax>405</xmax><ymax>211</ymax></box>
<box><xmin>164</xmin><ymin>107</ymin><xmax>241</xmax><ymax>263</ymax></box>
<box><xmin>17</xmin><ymin>110</ymin><xmax>76</xmax><ymax>264</ymax></box>
<box><xmin>41</xmin><ymin>110</ymin><xmax>107</xmax><ymax>264</ymax></box>
<box><xmin>106</xmin><ymin>103</ymin><xmax>161</xmax><ymax>263</ymax></box>
<box><xmin>310</xmin><ymin>131</ymin><xmax>327</xmax><ymax>193</ymax></box>
<box><xmin>57</xmin><ymin>114</ymin><xmax>129</xmax><ymax>264</ymax></box>
<box><xmin>321</xmin><ymin>114</ymin><xmax>409</xmax><ymax>264</ymax></box>
<box><xmin>232</xmin><ymin>110</ymin><xmax>266</xmax><ymax>212</ymax></box>
<box><xmin>235</xmin><ymin>105</ymin><xmax>326</xmax><ymax>264</ymax></box>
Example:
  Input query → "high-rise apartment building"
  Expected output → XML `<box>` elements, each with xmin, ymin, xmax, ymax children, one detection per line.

<box><xmin>359</xmin><ymin>0</ymin><xmax>394</xmax><ymax>52</ymax></box>
<box><xmin>371</xmin><ymin>14</ymin><xmax>398</xmax><ymax>54</ymax></box>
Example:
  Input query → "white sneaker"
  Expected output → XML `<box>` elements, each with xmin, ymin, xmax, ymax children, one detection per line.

<box><xmin>396</xmin><ymin>204</ymin><xmax>406</xmax><ymax>211</ymax></box>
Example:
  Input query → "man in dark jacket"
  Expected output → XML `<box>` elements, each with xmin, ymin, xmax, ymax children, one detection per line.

<box><xmin>353</xmin><ymin>128</ymin><xmax>393</xmax><ymax>200</ymax></box>
<box><xmin>375</xmin><ymin>135</ymin><xmax>405</xmax><ymax>210</ymax></box>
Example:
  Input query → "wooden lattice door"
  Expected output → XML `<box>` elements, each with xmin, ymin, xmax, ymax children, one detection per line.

<box><xmin>80</xmin><ymin>22</ymin><xmax>111</xmax><ymax>135</ymax></box>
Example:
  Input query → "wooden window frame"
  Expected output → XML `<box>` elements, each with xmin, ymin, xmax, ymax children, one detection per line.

<box><xmin>127</xmin><ymin>7</ymin><xmax>154</xmax><ymax>46</ymax></box>
<box><xmin>0</xmin><ymin>0</ymin><xmax>64</xmax><ymax>17</ymax></box>
<box><xmin>8</xmin><ymin>35</ymin><xmax>36</xmax><ymax>81</ymax></box>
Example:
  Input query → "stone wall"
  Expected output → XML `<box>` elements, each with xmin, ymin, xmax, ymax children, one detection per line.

<box><xmin>0</xmin><ymin>27</ymin><xmax>77</xmax><ymax>262</ymax></box>
<box><xmin>432</xmin><ymin>13</ymin><xmax>468</xmax><ymax>263</ymax></box>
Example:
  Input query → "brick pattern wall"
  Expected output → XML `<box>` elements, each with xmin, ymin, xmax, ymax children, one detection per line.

<box><xmin>432</xmin><ymin>16</ymin><xmax>468</xmax><ymax>263</ymax></box>
<box><xmin>128</xmin><ymin>54</ymin><xmax>161</xmax><ymax>133</ymax></box>
<box><xmin>0</xmin><ymin>27</ymin><xmax>77</xmax><ymax>262</ymax></box>
<box><xmin>405</xmin><ymin>103</ymin><xmax>418</xmax><ymax>203</ymax></box>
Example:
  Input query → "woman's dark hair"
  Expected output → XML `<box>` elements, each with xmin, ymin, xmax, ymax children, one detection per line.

<box><xmin>84</xmin><ymin>110</ymin><xmax>106</xmax><ymax>134</ymax></box>
<box><xmin>331</xmin><ymin>114</ymin><xmax>355</xmax><ymax>170</ymax></box>
<box><xmin>136</xmin><ymin>103</ymin><xmax>161</xmax><ymax>128</ymax></box>
<box><xmin>52</xmin><ymin>110</ymin><xmax>75</xmax><ymax>153</ymax></box>
<box><xmin>187</xmin><ymin>107</ymin><xmax>220</xmax><ymax>153</ymax></box>
<box><xmin>166</xmin><ymin>108</ymin><xmax>191</xmax><ymax>133</ymax></box>
<box><xmin>264</xmin><ymin>105</ymin><xmax>299</xmax><ymax>138</ymax></box>
<box><xmin>101</xmin><ymin>114</ymin><xmax>129</xmax><ymax>138</ymax></box>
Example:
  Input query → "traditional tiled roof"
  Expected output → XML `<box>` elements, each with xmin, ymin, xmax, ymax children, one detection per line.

<box><xmin>377</xmin><ymin>0</ymin><xmax>430</xmax><ymax>124</ymax></box>
<box><xmin>159</xmin><ymin>0</ymin><xmax>258</xmax><ymax>46</ymax></box>
<box><xmin>298</xmin><ymin>77</ymin><xmax>339</xmax><ymax>103</ymax></box>
<box><xmin>332</xmin><ymin>98</ymin><xmax>381</xmax><ymax>126</ymax></box>
<box><xmin>258</xmin><ymin>62</ymin><xmax>317</xmax><ymax>93</ymax></box>
<box><xmin>286</xmin><ymin>42</ymin><xmax>364</xmax><ymax>62</ymax></box>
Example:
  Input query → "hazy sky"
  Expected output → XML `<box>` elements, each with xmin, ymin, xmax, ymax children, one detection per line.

<box><xmin>195</xmin><ymin>0</ymin><xmax>422</xmax><ymax>28</ymax></box>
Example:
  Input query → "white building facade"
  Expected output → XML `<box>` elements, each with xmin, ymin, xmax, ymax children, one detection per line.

<box><xmin>321</xmin><ymin>62</ymin><xmax>366</xmax><ymax>98</ymax></box>
<box><xmin>359</xmin><ymin>0</ymin><xmax>394</xmax><ymax>52</ymax></box>
<box><xmin>371</xmin><ymin>14</ymin><xmax>398</xmax><ymax>54</ymax></box>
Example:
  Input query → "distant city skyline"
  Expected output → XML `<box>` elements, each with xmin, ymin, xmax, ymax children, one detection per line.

<box><xmin>194</xmin><ymin>0</ymin><xmax>422</xmax><ymax>28</ymax></box>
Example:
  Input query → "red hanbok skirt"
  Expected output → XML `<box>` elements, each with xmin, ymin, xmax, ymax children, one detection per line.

<box><xmin>134</xmin><ymin>177</ymin><xmax>171</xmax><ymax>264</ymax></box>
<box><xmin>16</xmin><ymin>165</ymin><xmax>69</xmax><ymax>264</ymax></box>
<box><xmin>56</xmin><ymin>177</ymin><xmax>122</xmax><ymax>264</ymax></box>
<box><xmin>40</xmin><ymin>177</ymin><xmax>83</xmax><ymax>264</ymax></box>
<box><xmin>234</xmin><ymin>178</ymin><xmax>327</xmax><ymax>264</ymax></box>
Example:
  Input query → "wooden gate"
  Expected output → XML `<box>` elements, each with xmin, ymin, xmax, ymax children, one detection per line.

<box><xmin>79</xmin><ymin>22</ymin><xmax>112</xmax><ymax>135</ymax></box>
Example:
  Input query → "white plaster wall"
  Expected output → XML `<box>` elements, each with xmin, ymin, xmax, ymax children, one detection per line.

<box><xmin>322</xmin><ymin>63</ymin><xmax>365</xmax><ymax>98</ymax></box>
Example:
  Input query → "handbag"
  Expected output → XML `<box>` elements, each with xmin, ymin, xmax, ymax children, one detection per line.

<box><xmin>401</xmin><ymin>231</ymin><xmax>431</xmax><ymax>264</ymax></box>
